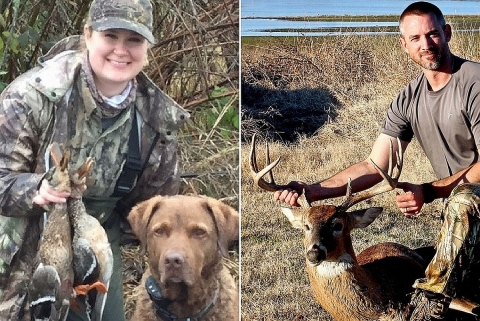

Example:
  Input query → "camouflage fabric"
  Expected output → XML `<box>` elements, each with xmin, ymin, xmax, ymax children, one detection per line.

<box><xmin>407</xmin><ymin>290</ymin><xmax>451</xmax><ymax>321</ymax></box>
<box><xmin>412</xmin><ymin>183</ymin><xmax>480</xmax><ymax>320</ymax></box>
<box><xmin>0</xmin><ymin>218</ymin><xmax>41</xmax><ymax>321</ymax></box>
<box><xmin>89</xmin><ymin>0</ymin><xmax>155</xmax><ymax>43</ymax></box>
<box><xmin>0</xmin><ymin>35</ymin><xmax>189</xmax><ymax>319</ymax></box>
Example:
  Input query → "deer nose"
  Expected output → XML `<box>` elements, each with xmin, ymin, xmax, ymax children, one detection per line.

<box><xmin>164</xmin><ymin>253</ymin><xmax>185</xmax><ymax>268</ymax></box>
<box><xmin>306</xmin><ymin>244</ymin><xmax>326</xmax><ymax>264</ymax></box>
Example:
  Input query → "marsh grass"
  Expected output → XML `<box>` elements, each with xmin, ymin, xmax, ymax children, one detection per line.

<box><xmin>241</xmin><ymin>20</ymin><xmax>480</xmax><ymax>321</ymax></box>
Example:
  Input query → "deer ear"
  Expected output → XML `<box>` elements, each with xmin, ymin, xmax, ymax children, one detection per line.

<box><xmin>281</xmin><ymin>207</ymin><xmax>305</xmax><ymax>230</ymax></box>
<box><xmin>350</xmin><ymin>207</ymin><xmax>383</xmax><ymax>229</ymax></box>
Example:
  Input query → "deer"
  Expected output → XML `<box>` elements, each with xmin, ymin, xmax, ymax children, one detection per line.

<box><xmin>249</xmin><ymin>134</ymin><xmax>478</xmax><ymax>321</ymax></box>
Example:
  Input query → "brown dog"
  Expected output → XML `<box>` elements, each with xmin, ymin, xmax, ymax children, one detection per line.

<box><xmin>127</xmin><ymin>195</ymin><xmax>239</xmax><ymax>321</ymax></box>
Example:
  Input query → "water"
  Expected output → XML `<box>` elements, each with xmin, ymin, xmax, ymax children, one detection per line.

<box><xmin>241</xmin><ymin>0</ymin><xmax>480</xmax><ymax>36</ymax></box>
<box><xmin>241</xmin><ymin>19</ymin><xmax>399</xmax><ymax>37</ymax></box>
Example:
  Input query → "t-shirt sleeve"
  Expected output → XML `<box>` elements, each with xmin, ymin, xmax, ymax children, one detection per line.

<box><xmin>382</xmin><ymin>87</ymin><xmax>415</xmax><ymax>142</ymax></box>
<box><xmin>467</xmin><ymin>81</ymin><xmax>480</xmax><ymax>150</ymax></box>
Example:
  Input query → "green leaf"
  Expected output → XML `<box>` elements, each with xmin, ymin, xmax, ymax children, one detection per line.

<box><xmin>0</xmin><ymin>13</ymin><xmax>6</xmax><ymax>29</ymax></box>
<box><xmin>17</xmin><ymin>31</ymin><xmax>30</xmax><ymax>49</ymax></box>
<box><xmin>231</xmin><ymin>113</ymin><xmax>239</xmax><ymax>129</ymax></box>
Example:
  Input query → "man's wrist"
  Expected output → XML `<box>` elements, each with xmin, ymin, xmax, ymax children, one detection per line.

<box><xmin>307</xmin><ymin>183</ymin><xmax>325</xmax><ymax>203</ymax></box>
<box><xmin>421</xmin><ymin>182</ymin><xmax>436</xmax><ymax>203</ymax></box>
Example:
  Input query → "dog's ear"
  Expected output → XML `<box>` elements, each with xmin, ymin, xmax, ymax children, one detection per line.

<box><xmin>206</xmin><ymin>198</ymin><xmax>239</xmax><ymax>257</ymax></box>
<box><xmin>127</xmin><ymin>195</ymin><xmax>164</xmax><ymax>246</ymax></box>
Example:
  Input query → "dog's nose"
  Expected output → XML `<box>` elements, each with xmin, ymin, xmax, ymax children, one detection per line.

<box><xmin>164</xmin><ymin>253</ymin><xmax>184</xmax><ymax>268</ymax></box>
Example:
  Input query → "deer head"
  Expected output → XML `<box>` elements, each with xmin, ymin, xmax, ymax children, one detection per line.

<box><xmin>249</xmin><ymin>134</ymin><xmax>403</xmax><ymax>265</ymax></box>
<box><xmin>281</xmin><ymin>202</ymin><xmax>383</xmax><ymax>265</ymax></box>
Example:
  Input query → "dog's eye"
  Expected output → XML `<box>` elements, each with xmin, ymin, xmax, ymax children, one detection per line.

<box><xmin>192</xmin><ymin>228</ymin><xmax>207</xmax><ymax>238</ymax></box>
<box><xmin>154</xmin><ymin>227</ymin><xmax>167</xmax><ymax>236</ymax></box>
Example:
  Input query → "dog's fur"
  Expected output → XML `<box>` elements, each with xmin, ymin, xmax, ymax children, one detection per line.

<box><xmin>127</xmin><ymin>195</ymin><xmax>239</xmax><ymax>321</ymax></box>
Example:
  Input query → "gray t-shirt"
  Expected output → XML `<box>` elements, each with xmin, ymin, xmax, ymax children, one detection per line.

<box><xmin>382</xmin><ymin>56</ymin><xmax>480</xmax><ymax>179</ymax></box>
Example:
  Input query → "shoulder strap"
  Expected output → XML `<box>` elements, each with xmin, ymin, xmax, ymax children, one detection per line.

<box><xmin>112</xmin><ymin>111</ymin><xmax>142</xmax><ymax>196</ymax></box>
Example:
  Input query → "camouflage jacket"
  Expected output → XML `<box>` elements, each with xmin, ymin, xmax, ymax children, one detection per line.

<box><xmin>0</xmin><ymin>36</ymin><xmax>189</xmax><ymax>291</ymax></box>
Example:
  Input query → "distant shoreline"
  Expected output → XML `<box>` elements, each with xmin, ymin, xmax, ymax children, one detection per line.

<box><xmin>241</xmin><ymin>14</ymin><xmax>480</xmax><ymax>37</ymax></box>
<box><xmin>242</xmin><ymin>14</ymin><xmax>480</xmax><ymax>23</ymax></box>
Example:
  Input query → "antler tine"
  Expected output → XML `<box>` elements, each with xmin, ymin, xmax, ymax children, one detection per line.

<box><xmin>372</xmin><ymin>137</ymin><xmax>403</xmax><ymax>185</ymax></box>
<box><xmin>265</xmin><ymin>141</ymin><xmax>276</xmax><ymax>186</ymax></box>
<box><xmin>297</xmin><ymin>189</ymin><xmax>312</xmax><ymax>208</ymax></box>
<box><xmin>396</xmin><ymin>136</ymin><xmax>403</xmax><ymax>177</ymax></box>
<box><xmin>345</xmin><ymin>178</ymin><xmax>353</xmax><ymax>199</ymax></box>
<box><xmin>249</xmin><ymin>134</ymin><xmax>285</xmax><ymax>192</ymax></box>
<box><xmin>339</xmin><ymin>137</ymin><xmax>403</xmax><ymax>211</ymax></box>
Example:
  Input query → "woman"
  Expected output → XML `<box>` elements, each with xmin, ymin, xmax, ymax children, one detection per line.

<box><xmin>0</xmin><ymin>0</ymin><xmax>189</xmax><ymax>320</ymax></box>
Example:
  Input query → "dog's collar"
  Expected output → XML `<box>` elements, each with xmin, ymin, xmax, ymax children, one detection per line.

<box><xmin>145</xmin><ymin>276</ymin><xmax>219</xmax><ymax>321</ymax></box>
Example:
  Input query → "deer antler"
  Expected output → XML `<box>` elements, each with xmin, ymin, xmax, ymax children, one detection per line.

<box><xmin>249</xmin><ymin>134</ymin><xmax>288</xmax><ymax>192</ymax></box>
<box><xmin>338</xmin><ymin>137</ymin><xmax>403</xmax><ymax>212</ymax></box>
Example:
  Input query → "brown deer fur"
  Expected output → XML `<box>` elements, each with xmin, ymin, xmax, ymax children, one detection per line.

<box><xmin>281</xmin><ymin>204</ymin><xmax>431</xmax><ymax>321</ymax></box>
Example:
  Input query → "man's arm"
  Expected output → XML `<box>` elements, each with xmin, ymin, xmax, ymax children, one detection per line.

<box><xmin>274</xmin><ymin>134</ymin><xmax>408</xmax><ymax>206</ymax></box>
<box><xmin>429</xmin><ymin>160</ymin><xmax>480</xmax><ymax>196</ymax></box>
<box><xmin>396</xmin><ymin>150</ymin><xmax>480</xmax><ymax>217</ymax></box>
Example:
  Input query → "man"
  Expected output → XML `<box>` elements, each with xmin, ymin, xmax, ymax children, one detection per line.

<box><xmin>275</xmin><ymin>2</ymin><xmax>480</xmax><ymax>320</ymax></box>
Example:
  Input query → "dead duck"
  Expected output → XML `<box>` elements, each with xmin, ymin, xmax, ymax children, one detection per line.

<box><xmin>68</xmin><ymin>157</ymin><xmax>113</xmax><ymax>321</ymax></box>
<box><xmin>30</xmin><ymin>143</ymin><xmax>74</xmax><ymax>321</ymax></box>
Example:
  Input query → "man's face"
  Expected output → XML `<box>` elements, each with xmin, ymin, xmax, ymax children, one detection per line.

<box><xmin>399</xmin><ymin>13</ymin><xmax>451</xmax><ymax>71</ymax></box>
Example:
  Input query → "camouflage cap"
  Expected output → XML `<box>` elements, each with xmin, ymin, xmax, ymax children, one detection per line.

<box><xmin>89</xmin><ymin>0</ymin><xmax>155</xmax><ymax>43</ymax></box>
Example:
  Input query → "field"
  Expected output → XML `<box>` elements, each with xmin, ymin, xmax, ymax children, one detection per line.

<box><xmin>240</xmin><ymin>20</ymin><xmax>480</xmax><ymax>320</ymax></box>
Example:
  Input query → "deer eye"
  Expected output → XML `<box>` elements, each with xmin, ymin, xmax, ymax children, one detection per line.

<box><xmin>332</xmin><ymin>222</ymin><xmax>343</xmax><ymax>233</ymax></box>
<box><xmin>304</xmin><ymin>224</ymin><xmax>311</xmax><ymax>231</ymax></box>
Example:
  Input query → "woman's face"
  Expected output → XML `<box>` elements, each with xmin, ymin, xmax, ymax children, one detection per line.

<box><xmin>84</xmin><ymin>27</ymin><xmax>149</xmax><ymax>97</ymax></box>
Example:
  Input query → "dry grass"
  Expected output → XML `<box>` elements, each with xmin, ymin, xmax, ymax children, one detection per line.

<box><xmin>241</xmin><ymin>24</ymin><xmax>480</xmax><ymax>321</ymax></box>
<box><xmin>241</xmin><ymin>138</ymin><xmax>443</xmax><ymax>321</ymax></box>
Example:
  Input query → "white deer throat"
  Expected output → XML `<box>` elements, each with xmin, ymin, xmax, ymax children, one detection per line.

<box><xmin>314</xmin><ymin>254</ymin><xmax>355</xmax><ymax>278</ymax></box>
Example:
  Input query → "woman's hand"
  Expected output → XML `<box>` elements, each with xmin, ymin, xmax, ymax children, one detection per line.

<box><xmin>33</xmin><ymin>179</ymin><xmax>71</xmax><ymax>206</ymax></box>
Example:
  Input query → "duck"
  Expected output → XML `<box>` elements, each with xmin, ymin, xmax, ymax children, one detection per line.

<box><xmin>67</xmin><ymin>157</ymin><xmax>113</xmax><ymax>321</ymax></box>
<box><xmin>29</xmin><ymin>143</ymin><xmax>74</xmax><ymax>321</ymax></box>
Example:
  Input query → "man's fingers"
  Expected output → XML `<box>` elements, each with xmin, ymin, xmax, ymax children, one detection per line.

<box><xmin>273</xmin><ymin>190</ymin><xmax>281</xmax><ymax>201</ymax></box>
<box><xmin>403</xmin><ymin>205</ymin><xmax>420</xmax><ymax>217</ymax></box>
<box><xmin>285</xmin><ymin>192</ymin><xmax>299</xmax><ymax>206</ymax></box>
<box><xmin>277</xmin><ymin>189</ymin><xmax>291</xmax><ymax>202</ymax></box>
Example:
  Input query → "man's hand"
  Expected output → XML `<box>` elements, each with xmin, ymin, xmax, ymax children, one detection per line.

<box><xmin>33</xmin><ymin>179</ymin><xmax>71</xmax><ymax>206</ymax></box>
<box><xmin>395</xmin><ymin>182</ymin><xmax>425</xmax><ymax>217</ymax></box>
<box><xmin>273</xmin><ymin>181</ymin><xmax>310</xmax><ymax>207</ymax></box>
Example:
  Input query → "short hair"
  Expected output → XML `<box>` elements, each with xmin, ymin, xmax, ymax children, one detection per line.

<box><xmin>399</xmin><ymin>1</ymin><xmax>446</xmax><ymax>36</ymax></box>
